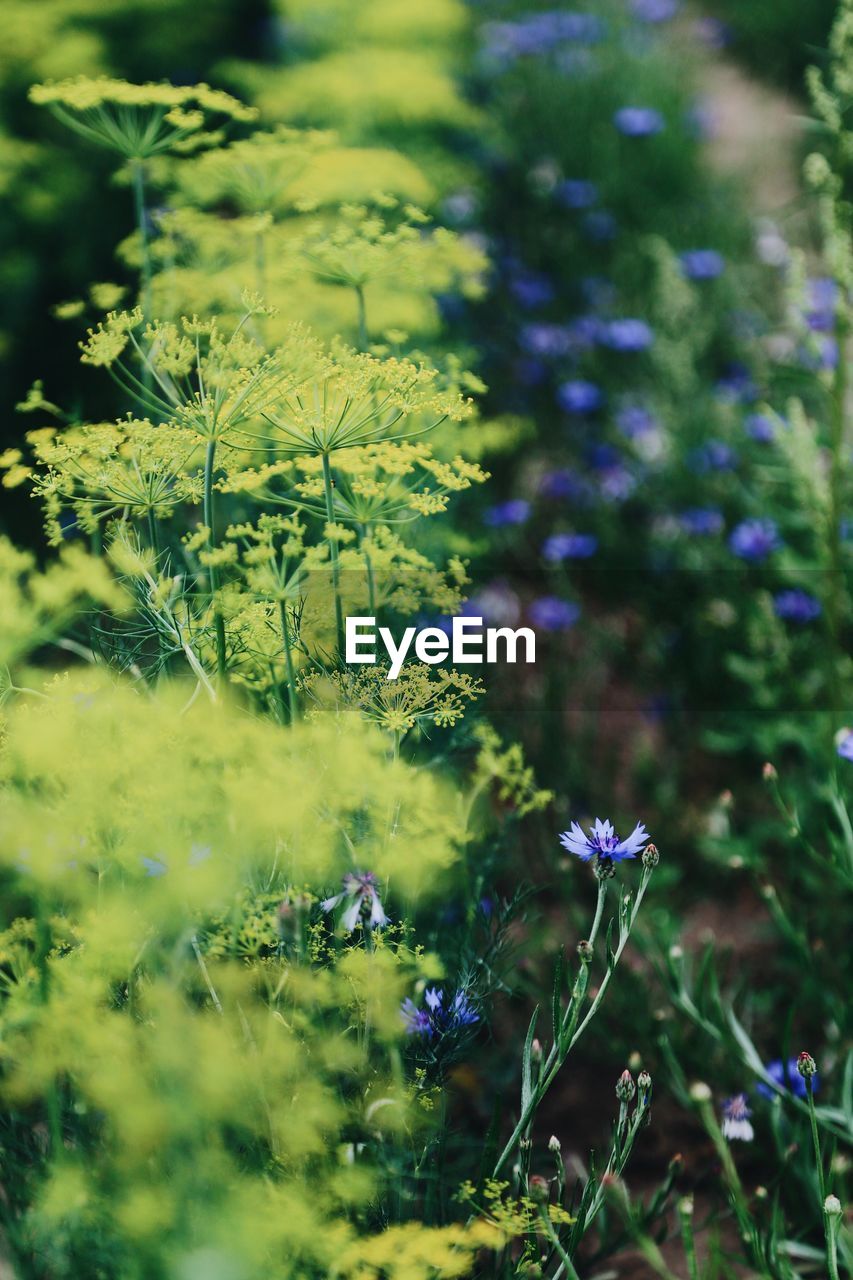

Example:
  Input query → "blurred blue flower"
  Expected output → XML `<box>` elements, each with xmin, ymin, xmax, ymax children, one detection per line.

<box><xmin>616</xmin><ymin>403</ymin><xmax>658</xmax><ymax>437</ymax></box>
<box><xmin>538</xmin><ymin>468</ymin><xmax>590</xmax><ymax>501</ymax></box>
<box><xmin>836</xmin><ymin>729</ymin><xmax>853</xmax><ymax>762</ymax></box>
<box><xmin>520</xmin><ymin>322</ymin><xmax>572</xmax><ymax>357</ymax></box>
<box><xmin>756</xmin><ymin>1058</ymin><xmax>819</xmax><ymax>1101</ymax></box>
<box><xmin>582</xmin><ymin>210</ymin><xmax>618</xmax><ymax>241</ymax></box>
<box><xmin>557</xmin><ymin>178</ymin><xmax>598</xmax><ymax>208</ymax></box>
<box><xmin>614</xmin><ymin>106</ymin><xmax>665</xmax><ymax>136</ymax></box>
<box><xmin>729</xmin><ymin>519</ymin><xmax>781</xmax><ymax>562</ymax></box>
<box><xmin>805</xmin><ymin>277</ymin><xmax>837</xmax><ymax>332</ymax></box>
<box><xmin>745</xmin><ymin>413</ymin><xmax>775</xmax><ymax>443</ymax></box>
<box><xmin>715</xmin><ymin>364</ymin><xmax>758</xmax><ymax>404</ymax></box>
<box><xmin>510</xmin><ymin>268</ymin><xmax>555</xmax><ymax>309</ymax></box>
<box><xmin>142</xmin><ymin>856</ymin><xmax>168</xmax><ymax>877</ymax></box>
<box><xmin>484</xmin><ymin>498</ymin><xmax>531</xmax><ymax>527</ymax></box>
<box><xmin>689</xmin><ymin>439</ymin><xmax>737</xmax><ymax>473</ymax></box>
<box><xmin>560</xmin><ymin>817</ymin><xmax>650</xmax><ymax>864</ymax></box>
<box><xmin>322</xmin><ymin>871</ymin><xmax>389</xmax><ymax>931</ymax></box>
<box><xmin>558</xmin><ymin>379</ymin><xmax>604</xmax><ymax>413</ymax></box>
<box><xmin>679</xmin><ymin>507</ymin><xmax>724</xmax><ymax>536</ymax></box>
<box><xmin>482</xmin><ymin>13</ymin><xmax>605</xmax><ymax>62</ymax></box>
<box><xmin>631</xmin><ymin>0</ymin><xmax>679</xmax><ymax>20</ymax></box>
<box><xmin>774</xmin><ymin>590</ymin><xmax>821</xmax><ymax>623</ymax></box>
<box><xmin>543</xmin><ymin>532</ymin><xmax>598</xmax><ymax>561</ymax></box>
<box><xmin>601</xmin><ymin>318</ymin><xmax>654</xmax><ymax>352</ymax></box>
<box><xmin>529</xmin><ymin>596</ymin><xmax>581</xmax><ymax>630</ymax></box>
<box><xmin>722</xmin><ymin>1094</ymin><xmax>754</xmax><ymax>1142</ymax></box>
<box><xmin>680</xmin><ymin>249</ymin><xmax>725</xmax><ymax>280</ymax></box>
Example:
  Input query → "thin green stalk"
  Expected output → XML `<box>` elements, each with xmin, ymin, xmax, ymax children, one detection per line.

<box><xmin>321</xmin><ymin>451</ymin><xmax>345</xmax><ymax>656</ymax></box>
<box><xmin>132</xmin><ymin>160</ymin><xmax>153</xmax><ymax>324</ymax></box>
<box><xmin>278</xmin><ymin>600</ymin><xmax>299</xmax><ymax>723</ymax></box>
<box><xmin>678</xmin><ymin>1198</ymin><xmax>699</xmax><ymax>1280</ymax></box>
<box><xmin>493</xmin><ymin>870</ymin><xmax>651</xmax><ymax>1179</ymax></box>
<box><xmin>537</xmin><ymin>1208</ymin><xmax>581</xmax><ymax>1280</ymax></box>
<box><xmin>203</xmin><ymin>439</ymin><xmax>227</xmax><ymax>681</ymax></box>
<box><xmin>355</xmin><ymin>284</ymin><xmax>369</xmax><ymax>351</ymax></box>
<box><xmin>805</xmin><ymin>1077</ymin><xmax>827</xmax><ymax>1204</ymax></box>
<box><xmin>826</xmin><ymin>313</ymin><xmax>847</xmax><ymax>735</ymax></box>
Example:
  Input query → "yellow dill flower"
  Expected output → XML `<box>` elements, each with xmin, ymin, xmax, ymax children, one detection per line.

<box><xmin>29</xmin><ymin>77</ymin><xmax>256</xmax><ymax>159</ymax></box>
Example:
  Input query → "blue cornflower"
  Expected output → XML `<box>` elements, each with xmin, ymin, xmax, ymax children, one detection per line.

<box><xmin>756</xmin><ymin>1058</ymin><xmax>819</xmax><ymax>1101</ymax></box>
<box><xmin>805</xmin><ymin>277</ymin><xmax>837</xmax><ymax>332</ymax></box>
<box><xmin>729</xmin><ymin>519</ymin><xmax>781</xmax><ymax>562</ymax></box>
<box><xmin>510</xmin><ymin>268</ymin><xmax>555</xmax><ymax>309</ymax></box>
<box><xmin>679</xmin><ymin>507</ymin><xmax>724</xmax><ymax>536</ymax></box>
<box><xmin>538</xmin><ymin>469</ymin><xmax>590</xmax><ymax>501</ymax></box>
<box><xmin>689</xmin><ymin>440</ymin><xmax>737</xmax><ymax>473</ymax></box>
<box><xmin>321</xmin><ymin>871</ymin><xmax>389</xmax><ymax>931</ymax></box>
<box><xmin>557</xmin><ymin>379</ymin><xmax>604</xmax><ymax>414</ymax></box>
<box><xmin>484</xmin><ymin>498</ymin><xmax>531</xmax><ymax>527</ymax></box>
<box><xmin>543</xmin><ymin>532</ymin><xmax>598</xmax><ymax>561</ymax></box>
<box><xmin>715</xmin><ymin>364</ymin><xmax>758</xmax><ymax>404</ymax></box>
<box><xmin>601</xmin><ymin>318</ymin><xmax>654</xmax><ymax>352</ymax></box>
<box><xmin>520</xmin><ymin>322</ymin><xmax>572</xmax><ymax>357</ymax></box>
<box><xmin>557</xmin><ymin>178</ymin><xmax>598</xmax><ymax>208</ymax></box>
<box><xmin>582</xmin><ymin>210</ymin><xmax>617</xmax><ymax>241</ymax></box>
<box><xmin>614</xmin><ymin>106</ymin><xmax>665</xmax><ymax>137</ymax></box>
<box><xmin>745</xmin><ymin>413</ymin><xmax>775</xmax><ymax>443</ymax></box>
<box><xmin>774</xmin><ymin>590</ymin><xmax>821</xmax><ymax>623</ymax></box>
<box><xmin>680</xmin><ymin>249</ymin><xmax>725</xmax><ymax>280</ymax></box>
<box><xmin>836</xmin><ymin>729</ymin><xmax>853</xmax><ymax>762</ymax></box>
<box><xmin>529</xmin><ymin>596</ymin><xmax>580</xmax><ymax>630</ymax></box>
<box><xmin>560</xmin><ymin>817</ymin><xmax>650</xmax><ymax>865</ymax></box>
<box><xmin>402</xmin><ymin>987</ymin><xmax>479</xmax><ymax>1039</ymax></box>
<box><xmin>632</xmin><ymin>0</ymin><xmax>679</xmax><ymax>20</ymax></box>
<box><xmin>141</xmin><ymin>855</ymin><xmax>168</xmax><ymax>877</ymax></box>
<box><xmin>616</xmin><ymin>403</ymin><xmax>658</xmax><ymax>437</ymax></box>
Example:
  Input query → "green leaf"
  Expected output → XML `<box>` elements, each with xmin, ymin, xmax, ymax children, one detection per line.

<box><xmin>521</xmin><ymin>1004</ymin><xmax>539</xmax><ymax>1118</ymax></box>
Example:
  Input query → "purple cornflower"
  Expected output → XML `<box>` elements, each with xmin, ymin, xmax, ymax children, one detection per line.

<box><xmin>601</xmin><ymin>318</ymin><xmax>654</xmax><ymax>352</ymax></box>
<box><xmin>543</xmin><ymin>532</ymin><xmax>598</xmax><ymax>561</ymax></box>
<box><xmin>557</xmin><ymin>178</ymin><xmax>598</xmax><ymax>208</ymax></box>
<box><xmin>529</xmin><ymin>596</ymin><xmax>580</xmax><ymax>630</ymax></box>
<box><xmin>321</xmin><ymin>871</ymin><xmax>389</xmax><ymax>931</ymax></box>
<box><xmin>774</xmin><ymin>590</ymin><xmax>821</xmax><ymax>623</ymax></box>
<box><xmin>679</xmin><ymin>507</ymin><xmax>724</xmax><ymax>536</ymax></box>
<box><xmin>836</xmin><ymin>729</ymin><xmax>853</xmax><ymax>762</ymax></box>
<box><xmin>756</xmin><ymin>1058</ymin><xmax>819</xmax><ymax>1101</ymax></box>
<box><xmin>402</xmin><ymin>987</ymin><xmax>479</xmax><ymax>1039</ymax></box>
<box><xmin>560</xmin><ymin>817</ymin><xmax>650</xmax><ymax>867</ymax></box>
<box><xmin>484</xmin><ymin>498</ymin><xmax>531</xmax><ymax>527</ymax></box>
<box><xmin>614</xmin><ymin>106</ymin><xmax>665</xmax><ymax>137</ymax></box>
<box><xmin>680</xmin><ymin>249</ymin><xmax>725</xmax><ymax>281</ymax></box>
<box><xmin>745</xmin><ymin>413</ymin><xmax>775</xmax><ymax>443</ymax></box>
<box><xmin>631</xmin><ymin>0</ymin><xmax>679</xmax><ymax>20</ymax></box>
<box><xmin>557</xmin><ymin>379</ymin><xmax>604</xmax><ymax>414</ymax></box>
<box><xmin>729</xmin><ymin>519</ymin><xmax>781</xmax><ymax>562</ymax></box>
<box><xmin>722</xmin><ymin>1094</ymin><xmax>754</xmax><ymax>1142</ymax></box>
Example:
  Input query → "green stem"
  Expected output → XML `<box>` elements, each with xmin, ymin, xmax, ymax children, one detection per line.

<box><xmin>826</xmin><ymin>314</ymin><xmax>847</xmax><ymax>735</ymax></box>
<box><xmin>204</xmin><ymin>439</ymin><xmax>227</xmax><ymax>682</ymax></box>
<box><xmin>132</xmin><ymin>160</ymin><xmax>153</xmax><ymax>324</ymax></box>
<box><xmin>321</xmin><ymin>451</ymin><xmax>345</xmax><ymax>656</ymax></box>
<box><xmin>278</xmin><ymin>600</ymin><xmax>299</xmax><ymax>724</ymax></box>
<box><xmin>355</xmin><ymin>284</ymin><xmax>368</xmax><ymax>351</ymax></box>
<box><xmin>806</xmin><ymin>1078</ymin><xmax>827</xmax><ymax>1205</ymax></box>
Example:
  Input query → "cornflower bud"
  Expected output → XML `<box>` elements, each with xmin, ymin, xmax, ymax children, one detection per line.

<box><xmin>594</xmin><ymin>856</ymin><xmax>616</xmax><ymax>880</ymax></box>
<box><xmin>677</xmin><ymin>1194</ymin><xmax>693</xmax><ymax>1217</ymax></box>
<box><xmin>616</xmin><ymin>1069</ymin><xmax>636</xmax><ymax>1102</ymax></box>
<box><xmin>548</xmin><ymin>1134</ymin><xmax>561</xmax><ymax>1153</ymax></box>
<box><xmin>762</xmin><ymin>762</ymin><xmax>777</xmax><ymax>781</ymax></box>
<box><xmin>577</xmin><ymin>939</ymin><xmax>593</xmax><ymax>963</ymax></box>
<box><xmin>825</xmin><ymin>1194</ymin><xmax>842</xmax><ymax>1218</ymax></box>
<box><xmin>642</xmin><ymin>842</ymin><xmax>659</xmax><ymax>869</ymax></box>
<box><xmin>638</xmin><ymin>1069</ymin><xmax>652</xmax><ymax>1096</ymax></box>
<box><xmin>797</xmin><ymin>1051</ymin><xmax>818</xmax><ymax>1079</ymax></box>
<box><xmin>528</xmin><ymin>1175</ymin><xmax>550</xmax><ymax>1203</ymax></box>
<box><xmin>689</xmin><ymin>1081</ymin><xmax>712</xmax><ymax>1103</ymax></box>
<box><xmin>531</xmin><ymin>1038</ymin><xmax>543</xmax><ymax>1063</ymax></box>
